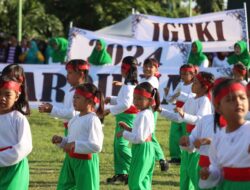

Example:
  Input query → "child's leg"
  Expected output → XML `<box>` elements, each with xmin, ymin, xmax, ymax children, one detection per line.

<box><xmin>128</xmin><ymin>143</ymin><xmax>155</xmax><ymax>190</ymax></box>
<box><xmin>169</xmin><ymin>121</ymin><xmax>182</xmax><ymax>161</ymax></box>
<box><xmin>0</xmin><ymin>158</ymin><xmax>29</xmax><ymax>190</ymax></box>
<box><xmin>74</xmin><ymin>154</ymin><xmax>100</xmax><ymax>190</ymax></box>
<box><xmin>57</xmin><ymin>155</ymin><xmax>75</xmax><ymax>190</ymax></box>
<box><xmin>188</xmin><ymin>152</ymin><xmax>200</xmax><ymax>190</ymax></box>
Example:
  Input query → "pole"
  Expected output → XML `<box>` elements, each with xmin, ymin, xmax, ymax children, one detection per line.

<box><xmin>17</xmin><ymin>0</ymin><xmax>22</xmax><ymax>44</ymax></box>
<box><xmin>244</xmin><ymin>2</ymin><xmax>249</xmax><ymax>50</ymax></box>
<box><xmin>69</xmin><ymin>21</ymin><xmax>73</xmax><ymax>29</ymax></box>
<box><xmin>189</xmin><ymin>0</ymin><xmax>192</xmax><ymax>17</ymax></box>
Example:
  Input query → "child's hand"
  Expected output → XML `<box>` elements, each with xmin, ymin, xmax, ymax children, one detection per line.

<box><xmin>116</xmin><ymin>131</ymin><xmax>124</xmax><ymax>138</ymax></box>
<box><xmin>200</xmin><ymin>167</ymin><xmax>210</xmax><ymax>180</ymax></box>
<box><xmin>105</xmin><ymin>97</ymin><xmax>111</xmax><ymax>104</ymax></box>
<box><xmin>156</xmin><ymin>106</ymin><xmax>162</xmax><ymax>113</ymax></box>
<box><xmin>200</xmin><ymin>138</ymin><xmax>212</xmax><ymax>146</ymax></box>
<box><xmin>174</xmin><ymin>107</ymin><xmax>184</xmax><ymax>117</ymax></box>
<box><xmin>52</xmin><ymin>135</ymin><xmax>62</xmax><ymax>144</ymax></box>
<box><xmin>119</xmin><ymin>121</ymin><xmax>131</xmax><ymax>131</ymax></box>
<box><xmin>64</xmin><ymin>142</ymin><xmax>75</xmax><ymax>153</ymax></box>
<box><xmin>179</xmin><ymin>136</ymin><xmax>190</xmax><ymax>147</ymax></box>
<box><xmin>103</xmin><ymin>109</ymin><xmax>110</xmax><ymax>116</ymax></box>
<box><xmin>194</xmin><ymin>139</ymin><xmax>202</xmax><ymax>149</ymax></box>
<box><xmin>112</xmin><ymin>81</ymin><xmax>122</xmax><ymax>86</ymax></box>
<box><xmin>164</xmin><ymin>87</ymin><xmax>169</xmax><ymax>96</ymax></box>
<box><xmin>39</xmin><ymin>103</ymin><xmax>53</xmax><ymax>113</ymax></box>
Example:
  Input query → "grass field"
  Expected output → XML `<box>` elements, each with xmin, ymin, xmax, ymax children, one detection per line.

<box><xmin>28</xmin><ymin>110</ymin><xmax>180</xmax><ymax>190</ymax></box>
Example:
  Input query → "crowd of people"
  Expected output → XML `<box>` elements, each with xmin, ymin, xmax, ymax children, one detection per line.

<box><xmin>0</xmin><ymin>38</ymin><xmax>250</xmax><ymax>190</ymax></box>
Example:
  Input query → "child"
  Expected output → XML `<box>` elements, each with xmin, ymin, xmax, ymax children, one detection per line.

<box><xmin>159</xmin><ymin>71</ymin><xmax>214</xmax><ymax>190</ymax></box>
<box><xmin>232</xmin><ymin>62</ymin><xmax>248</xmax><ymax>85</ymax></box>
<box><xmin>39</xmin><ymin>59</ymin><xmax>89</xmax><ymax>135</ymax></box>
<box><xmin>165</xmin><ymin>64</ymin><xmax>196</xmax><ymax>164</ymax></box>
<box><xmin>117</xmin><ymin>82</ymin><xmax>158</xmax><ymax>190</ymax></box>
<box><xmin>52</xmin><ymin>83</ymin><xmax>104</xmax><ymax>190</ymax></box>
<box><xmin>140</xmin><ymin>58</ymin><xmax>168</xmax><ymax>171</ymax></box>
<box><xmin>104</xmin><ymin>56</ymin><xmax>138</xmax><ymax>184</ymax></box>
<box><xmin>200</xmin><ymin>78</ymin><xmax>250</xmax><ymax>190</ymax></box>
<box><xmin>0</xmin><ymin>76</ymin><xmax>32</xmax><ymax>189</ymax></box>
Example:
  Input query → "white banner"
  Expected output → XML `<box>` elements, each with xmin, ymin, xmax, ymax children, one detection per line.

<box><xmin>0</xmin><ymin>64</ymin><xmax>232</xmax><ymax>108</ymax></box>
<box><xmin>67</xmin><ymin>27</ymin><xmax>191</xmax><ymax>67</ymax></box>
<box><xmin>132</xmin><ymin>9</ymin><xmax>247</xmax><ymax>52</ymax></box>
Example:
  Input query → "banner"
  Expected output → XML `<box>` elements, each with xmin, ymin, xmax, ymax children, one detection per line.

<box><xmin>0</xmin><ymin>64</ymin><xmax>232</xmax><ymax>108</ymax></box>
<box><xmin>131</xmin><ymin>9</ymin><xmax>247</xmax><ymax>52</ymax></box>
<box><xmin>67</xmin><ymin>27</ymin><xmax>191</xmax><ymax>67</ymax></box>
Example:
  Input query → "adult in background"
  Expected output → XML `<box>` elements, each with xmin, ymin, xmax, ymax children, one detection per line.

<box><xmin>4</xmin><ymin>35</ymin><xmax>22</xmax><ymax>64</ymax></box>
<box><xmin>211</xmin><ymin>52</ymin><xmax>229</xmax><ymax>67</ymax></box>
<box><xmin>227</xmin><ymin>40</ymin><xmax>250</xmax><ymax>69</ymax></box>
<box><xmin>49</xmin><ymin>37</ymin><xmax>68</xmax><ymax>64</ymax></box>
<box><xmin>88</xmin><ymin>39</ymin><xmax>112</xmax><ymax>66</ymax></box>
<box><xmin>187</xmin><ymin>40</ymin><xmax>209</xmax><ymax>68</ymax></box>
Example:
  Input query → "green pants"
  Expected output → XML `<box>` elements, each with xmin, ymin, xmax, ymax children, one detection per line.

<box><xmin>0</xmin><ymin>158</ymin><xmax>29</xmax><ymax>190</ymax></box>
<box><xmin>152</xmin><ymin>111</ymin><xmax>165</xmax><ymax>161</ymax></box>
<box><xmin>169</xmin><ymin>121</ymin><xmax>186</xmax><ymax>159</ymax></box>
<box><xmin>216</xmin><ymin>180</ymin><xmax>250</xmax><ymax>190</ymax></box>
<box><xmin>128</xmin><ymin>142</ymin><xmax>155</xmax><ymax>190</ymax></box>
<box><xmin>180</xmin><ymin>150</ymin><xmax>200</xmax><ymax>190</ymax></box>
<box><xmin>57</xmin><ymin>153</ymin><xmax>99</xmax><ymax>190</ymax></box>
<box><xmin>114</xmin><ymin>112</ymin><xmax>136</xmax><ymax>175</ymax></box>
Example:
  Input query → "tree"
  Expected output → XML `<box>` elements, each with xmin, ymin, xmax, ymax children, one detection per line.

<box><xmin>195</xmin><ymin>0</ymin><xmax>224</xmax><ymax>13</ymax></box>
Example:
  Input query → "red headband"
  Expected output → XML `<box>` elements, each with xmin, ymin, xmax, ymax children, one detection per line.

<box><xmin>233</xmin><ymin>67</ymin><xmax>247</xmax><ymax>76</ymax></box>
<box><xmin>134</xmin><ymin>89</ymin><xmax>152</xmax><ymax>98</ymax></box>
<box><xmin>75</xmin><ymin>89</ymin><xmax>100</xmax><ymax>104</ymax></box>
<box><xmin>196</xmin><ymin>73</ymin><xmax>213</xmax><ymax>90</ymax></box>
<box><xmin>0</xmin><ymin>81</ymin><xmax>21</xmax><ymax>92</ymax></box>
<box><xmin>213</xmin><ymin>83</ymin><xmax>246</xmax><ymax>105</ymax></box>
<box><xmin>180</xmin><ymin>67</ymin><xmax>195</xmax><ymax>73</ymax></box>
<box><xmin>66</xmin><ymin>63</ymin><xmax>90</xmax><ymax>71</ymax></box>
<box><xmin>121</xmin><ymin>63</ymin><xmax>131</xmax><ymax>74</ymax></box>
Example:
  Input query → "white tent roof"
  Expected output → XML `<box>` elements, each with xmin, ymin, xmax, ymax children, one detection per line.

<box><xmin>95</xmin><ymin>15</ymin><xmax>133</xmax><ymax>38</ymax></box>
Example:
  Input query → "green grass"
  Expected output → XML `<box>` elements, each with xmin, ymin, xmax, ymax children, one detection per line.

<box><xmin>28</xmin><ymin>110</ymin><xmax>180</xmax><ymax>190</ymax></box>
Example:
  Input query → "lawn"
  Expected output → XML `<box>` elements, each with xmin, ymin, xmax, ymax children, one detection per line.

<box><xmin>28</xmin><ymin>110</ymin><xmax>180</xmax><ymax>190</ymax></box>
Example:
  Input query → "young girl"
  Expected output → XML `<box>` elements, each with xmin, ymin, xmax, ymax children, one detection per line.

<box><xmin>200</xmin><ymin>78</ymin><xmax>250</xmax><ymax>190</ymax></box>
<box><xmin>232</xmin><ymin>62</ymin><xmax>248</xmax><ymax>85</ymax></box>
<box><xmin>159</xmin><ymin>71</ymin><xmax>214</xmax><ymax>190</ymax></box>
<box><xmin>0</xmin><ymin>76</ymin><xmax>32</xmax><ymax>189</ymax></box>
<box><xmin>52</xmin><ymin>83</ymin><xmax>104</xmax><ymax>190</ymax></box>
<box><xmin>39</xmin><ymin>59</ymin><xmax>89</xmax><ymax>135</ymax></box>
<box><xmin>104</xmin><ymin>56</ymin><xmax>138</xmax><ymax>184</ymax></box>
<box><xmin>140</xmin><ymin>58</ymin><xmax>168</xmax><ymax>171</ymax></box>
<box><xmin>165</xmin><ymin>64</ymin><xmax>196</xmax><ymax>164</ymax></box>
<box><xmin>118</xmin><ymin>82</ymin><xmax>159</xmax><ymax>190</ymax></box>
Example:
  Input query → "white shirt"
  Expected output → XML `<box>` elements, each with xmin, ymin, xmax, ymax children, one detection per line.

<box><xmin>60</xmin><ymin>112</ymin><xmax>103</xmax><ymax>154</ymax></box>
<box><xmin>165</xmin><ymin>81</ymin><xmax>195</xmax><ymax>104</ymax></box>
<box><xmin>0</xmin><ymin>111</ymin><xmax>32</xmax><ymax>167</ymax></box>
<box><xmin>140</xmin><ymin>76</ymin><xmax>159</xmax><ymax>89</ymax></box>
<box><xmin>50</xmin><ymin>89</ymin><xmax>78</xmax><ymax>121</ymax></box>
<box><xmin>123</xmin><ymin>109</ymin><xmax>154</xmax><ymax>144</ymax></box>
<box><xmin>161</xmin><ymin>95</ymin><xmax>213</xmax><ymax>124</ymax></box>
<box><xmin>212</xmin><ymin>56</ymin><xmax>228</xmax><ymax>67</ymax></box>
<box><xmin>110</xmin><ymin>83</ymin><xmax>135</xmax><ymax>115</ymax></box>
<box><xmin>200</xmin><ymin>122</ymin><xmax>250</xmax><ymax>188</ymax></box>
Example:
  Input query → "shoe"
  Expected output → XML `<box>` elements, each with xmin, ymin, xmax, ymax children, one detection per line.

<box><xmin>168</xmin><ymin>158</ymin><xmax>181</xmax><ymax>164</ymax></box>
<box><xmin>159</xmin><ymin>159</ymin><xmax>169</xmax><ymax>171</ymax></box>
<box><xmin>106</xmin><ymin>174</ymin><xmax>128</xmax><ymax>184</ymax></box>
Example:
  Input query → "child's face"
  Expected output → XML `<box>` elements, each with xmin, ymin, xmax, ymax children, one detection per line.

<box><xmin>143</xmin><ymin>63</ymin><xmax>157</xmax><ymax>78</ymax></box>
<box><xmin>217</xmin><ymin>90</ymin><xmax>248</xmax><ymax>121</ymax></box>
<box><xmin>0</xmin><ymin>89</ymin><xmax>19</xmax><ymax>114</ymax></box>
<box><xmin>180</xmin><ymin>71</ymin><xmax>193</xmax><ymax>84</ymax></box>
<box><xmin>73</xmin><ymin>93</ymin><xmax>90</xmax><ymax>112</ymax></box>
<box><xmin>191</xmin><ymin>77</ymin><xmax>203</xmax><ymax>94</ymax></box>
<box><xmin>67</xmin><ymin>70</ymin><xmax>84</xmax><ymax>87</ymax></box>
<box><xmin>121</xmin><ymin>63</ymin><xmax>129</xmax><ymax>78</ymax></box>
<box><xmin>234</xmin><ymin>45</ymin><xmax>241</xmax><ymax>55</ymax></box>
<box><xmin>133</xmin><ymin>94</ymin><xmax>151</xmax><ymax>110</ymax></box>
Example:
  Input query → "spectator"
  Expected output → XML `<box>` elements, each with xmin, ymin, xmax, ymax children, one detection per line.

<box><xmin>88</xmin><ymin>39</ymin><xmax>112</xmax><ymax>66</ymax></box>
<box><xmin>0</xmin><ymin>37</ymin><xmax>7</xmax><ymax>63</ymax></box>
<box><xmin>211</xmin><ymin>52</ymin><xmax>229</xmax><ymax>67</ymax></box>
<box><xmin>49</xmin><ymin>37</ymin><xmax>68</xmax><ymax>64</ymax></box>
<box><xmin>4</xmin><ymin>35</ymin><xmax>22</xmax><ymax>64</ymax></box>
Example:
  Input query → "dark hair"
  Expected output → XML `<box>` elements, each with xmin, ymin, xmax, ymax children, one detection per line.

<box><xmin>135</xmin><ymin>82</ymin><xmax>160</xmax><ymax>112</ymax></box>
<box><xmin>233</xmin><ymin>62</ymin><xmax>248</xmax><ymax>81</ymax></box>
<box><xmin>66</xmin><ymin>59</ymin><xmax>89</xmax><ymax>83</ymax></box>
<box><xmin>0</xmin><ymin>76</ymin><xmax>30</xmax><ymax>115</ymax></box>
<box><xmin>122</xmin><ymin>56</ymin><xmax>138</xmax><ymax>85</ymax></box>
<box><xmin>212</xmin><ymin>78</ymin><xmax>236</xmax><ymax>133</ymax></box>
<box><xmin>197</xmin><ymin>71</ymin><xmax>215</xmax><ymax>93</ymax></box>
<box><xmin>1</xmin><ymin>64</ymin><xmax>30</xmax><ymax>115</ymax></box>
<box><xmin>75</xmin><ymin>83</ymin><xmax>104</xmax><ymax>117</ymax></box>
